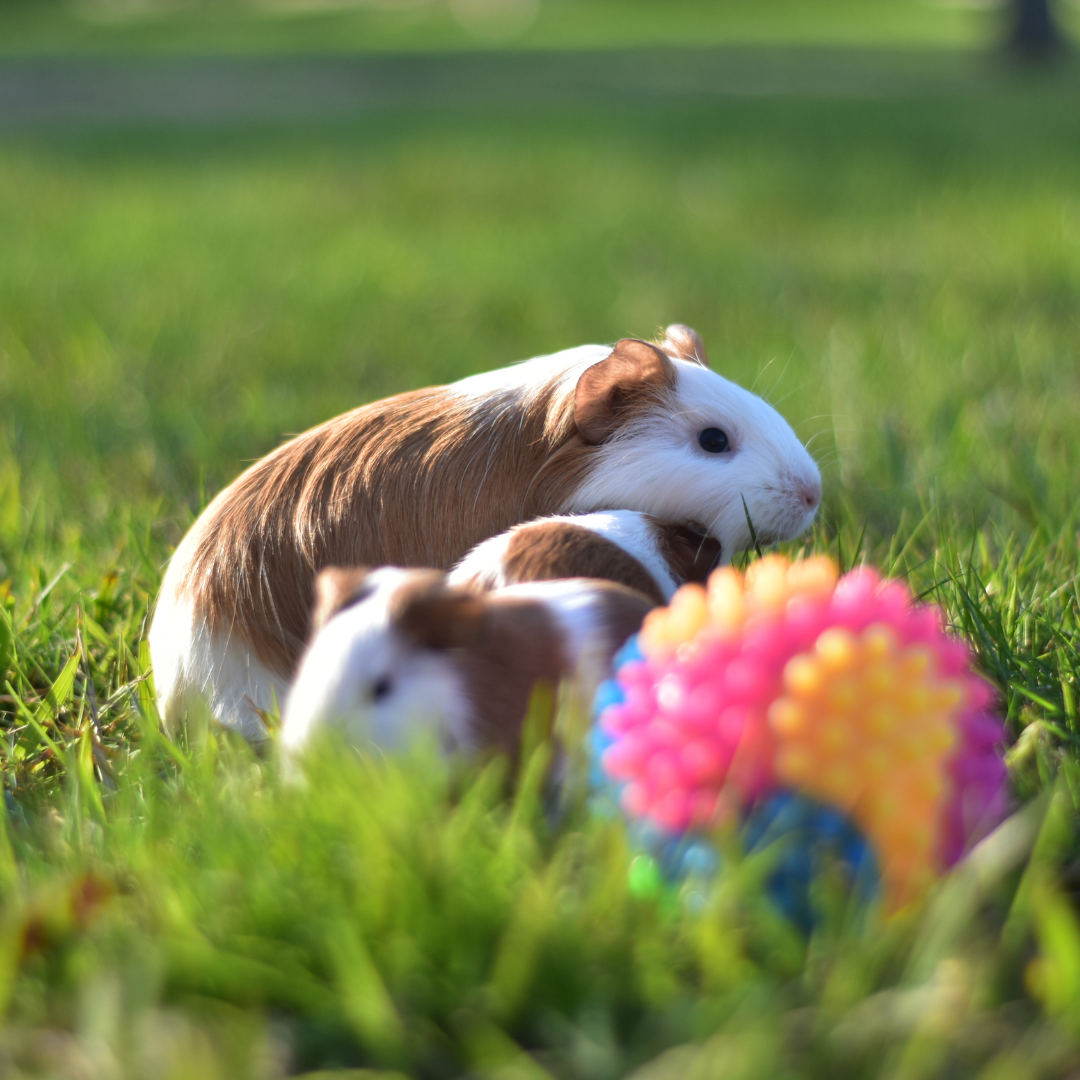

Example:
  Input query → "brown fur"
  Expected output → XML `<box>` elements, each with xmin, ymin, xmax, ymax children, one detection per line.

<box><xmin>499</xmin><ymin>521</ymin><xmax>667</xmax><ymax>606</ymax></box>
<box><xmin>454</xmin><ymin>581</ymin><xmax>651</xmax><ymax>754</ymax></box>
<box><xmin>650</xmin><ymin>520</ymin><xmax>723</xmax><ymax>586</ymax></box>
<box><xmin>574</xmin><ymin>339</ymin><xmax>674</xmax><ymax>445</ymax></box>
<box><xmin>313</xmin><ymin>566</ymin><xmax>489</xmax><ymax>651</ymax></box>
<box><xmin>390</xmin><ymin>575</ymin><xmax>489</xmax><ymax>651</ymax></box>
<box><xmin>311</xmin><ymin>566</ymin><xmax>372</xmax><ymax>631</ymax></box>
<box><xmin>454</xmin><ymin>596</ymin><xmax>569</xmax><ymax>754</ymax></box>
<box><xmin>178</xmin><ymin>339</ymin><xmax>677</xmax><ymax>677</ymax></box>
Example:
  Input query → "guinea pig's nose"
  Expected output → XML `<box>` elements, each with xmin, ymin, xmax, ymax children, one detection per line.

<box><xmin>799</xmin><ymin>475</ymin><xmax>822</xmax><ymax>511</ymax></box>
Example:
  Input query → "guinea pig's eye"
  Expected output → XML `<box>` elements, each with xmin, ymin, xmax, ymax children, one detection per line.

<box><xmin>698</xmin><ymin>427</ymin><xmax>730</xmax><ymax>454</ymax></box>
<box><xmin>370</xmin><ymin>675</ymin><xmax>394</xmax><ymax>703</ymax></box>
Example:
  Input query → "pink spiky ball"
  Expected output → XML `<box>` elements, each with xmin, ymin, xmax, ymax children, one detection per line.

<box><xmin>594</xmin><ymin>555</ymin><xmax>1010</xmax><ymax>911</ymax></box>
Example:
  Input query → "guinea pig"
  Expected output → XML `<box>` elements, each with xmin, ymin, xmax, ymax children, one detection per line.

<box><xmin>280</xmin><ymin>566</ymin><xmax>654</xmax><ymax>759</ymax></box>
<box><xmin>151</xmin><ymin>324</ymin><xmax>820</xmax><ymax>739</ymax></box>
<box><xmin>448</xmin><ymin>510</ymin><xmax>722</xmax><ymax>606</ymax></box>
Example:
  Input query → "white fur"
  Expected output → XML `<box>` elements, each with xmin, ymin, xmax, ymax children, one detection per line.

<box><xmin>447</xmin><ymin>530</ymin><xmax>515</xmax><ymax>590</ymax></box>
<box><xmin>149</xmin><ymin>499</ymin><xmax>288</xmax><ymax>741</ymax></box>
<box><xmin>447</xmin><ymin>510</ymin><xmax>681</xmax><ymax>600</ymax></box>
<box><xmin>281</xmin><ymin>568</ymin><xmax>472</xmax><ymax>756</ymax></box>
<box><xmin>280</xmin><ymin>573</ymin><xmax>636</xmax><ymax>758</ymax></box>
<box><xmin>148</xmin><ymin>585</ymin><xmax>286</xmax><ymax>742</ymax></box>
<box><xmin>452</xmin><ymin>343</ymin><xmax>609</xmax><ymax>403</ymax></box>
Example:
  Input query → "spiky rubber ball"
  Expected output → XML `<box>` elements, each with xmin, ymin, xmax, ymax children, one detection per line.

<box><xmin>594</xmin><ymin>555</ymin><xmax>1009</xmax><ymax>912</ymax></box>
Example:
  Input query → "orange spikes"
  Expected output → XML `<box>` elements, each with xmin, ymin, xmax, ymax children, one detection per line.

<box><xmin>815</xmin><ymin>628</ymin><xmax>859</xmax><ymax>672</ymax></box>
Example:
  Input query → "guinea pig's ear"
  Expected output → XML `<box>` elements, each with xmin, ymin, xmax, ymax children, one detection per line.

<box><xmin>392</xmin><ymin>580</ymin><xmax>488</xmax><ymax>651</ymax></box>
<box><xmin>658</xmin><ymin>323</ymin><xmax>709</xmax><ymax>368</ymax></box>
<box><xmin>311</xmin><ymin>566</ymin><xmax>374</xmax><ymax>631</ymax></box>
<box><xmin>574</xmin><ymin>338</ymin><xmax>676</xmax><ymax>445</ymax></box>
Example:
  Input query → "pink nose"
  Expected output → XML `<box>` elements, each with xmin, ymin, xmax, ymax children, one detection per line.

<box><xmin>800</xmin><ymin>476</ymin><xmax>822</xmax><ymax>512</ymax></box>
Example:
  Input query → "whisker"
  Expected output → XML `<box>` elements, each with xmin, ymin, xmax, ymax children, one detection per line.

<box><xmin>803</xmin><ymin>430</ymin><xmax>836</xmax><ymax>450</ymax></box>
<box><xmin>770</xmin><ymin>379</ymin><xmax>810</xmax><ymax>410</ymax></box>
<box><xmin>750</xmin><ymin>357</ymin><xmax>776</xmax><ymax>395</ymax></box>
<box><xmin>766</xmin><ymin>348</ymin><xmax>797</xmax><ymax>405</ymax></box>
<box><xmin>794</xmin><ymin>413</ymin><xmax>837</xmax><ymax>431</ymax></box>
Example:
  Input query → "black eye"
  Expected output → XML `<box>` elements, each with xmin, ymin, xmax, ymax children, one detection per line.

<box><xmin>371</xmin><ymin>676</ymin><xmax>393</xmax><ymax>703</ymax></box>
<box><xmin>698</xmin><ymin>427</ymin><xmax>730</xmax><ymax>454</ymax></box>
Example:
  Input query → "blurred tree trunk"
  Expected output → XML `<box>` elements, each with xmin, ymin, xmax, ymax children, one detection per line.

<box><xmin>1008</xmin><ymin>0</ymin><xmax>1065</xmax><ymax>57</ymax></box>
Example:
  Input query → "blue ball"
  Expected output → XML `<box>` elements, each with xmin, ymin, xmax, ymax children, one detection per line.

<box><xmin>741</xmin><ymin>792</ymin><xmax>879</xmax><ymax>930</ymax></box>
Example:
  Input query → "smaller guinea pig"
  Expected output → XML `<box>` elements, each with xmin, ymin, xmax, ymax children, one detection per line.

<box><xmin>447</xmin><ymin>511</ymin><xmax>722</xmax><ymax>606</ymax></box>
<box><xmin>280</xmin><ymin>566</ymin><xmax>654</xmax><ymax>759</ymax></box>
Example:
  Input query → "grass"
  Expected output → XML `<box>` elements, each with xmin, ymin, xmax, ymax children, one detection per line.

<box><xmin>2</xmin><ymin>50</ymin><xmax>1080</xmax><ymax>1077</ymax></box>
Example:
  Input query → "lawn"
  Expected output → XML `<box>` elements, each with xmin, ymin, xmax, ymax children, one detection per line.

<box><xmin>1</xmin><ymin>24</ymin><xmax>1080</xmax><ymax>1078</ymax></box>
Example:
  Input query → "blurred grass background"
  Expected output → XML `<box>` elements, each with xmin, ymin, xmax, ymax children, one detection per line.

<box><xmin>0</xmin><ymin>0</ymin><xmax>1029</xmax><ymax>54</ymax></box>
<box><xmin>1</xmin><ymin>0</ymin><xmax>1080</xmax><ymax>1075</ymax></box>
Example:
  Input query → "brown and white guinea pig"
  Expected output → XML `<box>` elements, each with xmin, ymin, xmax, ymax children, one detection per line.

<box><xmin>279</xmin><ymin>566</ymin><xmax>654</xmax><ymax>758</ymax></box>
<box><xmin>151</xmin><ymin>323</ymin><xmax>821</xmax><ymax>739</ymax></box>
<box><xmin>448</xmin><ymin>510</ymin><xmax>722</xmax><ymax>606</ymax></box>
